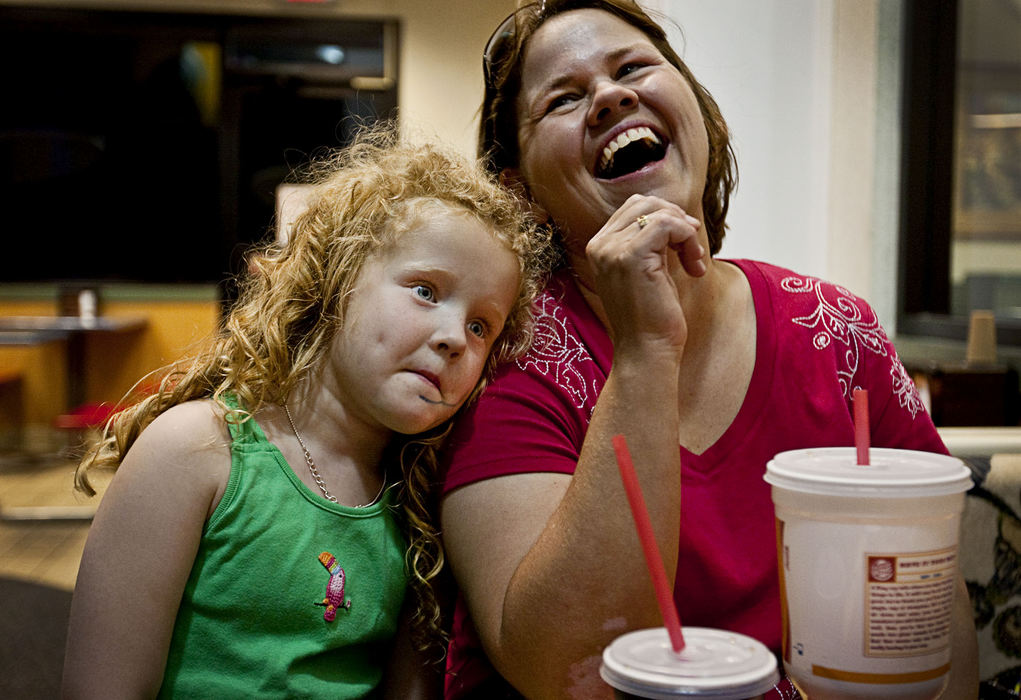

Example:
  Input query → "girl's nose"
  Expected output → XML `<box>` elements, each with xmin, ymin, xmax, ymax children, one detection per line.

<box><xmin>588</xmin><ymin>81</ymin><xmax>639</xmax><ymax>127</ymax></box>
<box><xmin>430</xmin><ymin>316</ymin><xmax>467</xmax><ymax>358</ymax></box>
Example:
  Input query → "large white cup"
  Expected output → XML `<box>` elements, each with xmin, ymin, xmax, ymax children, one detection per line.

<box><xmin>765</xmin><ymin>447</ymin><xmax>972</xmax><ymax>699</ymax></box>
<box><xmin>599</xmin><ymin>627</ymin><xmax>780</xmax><ymax>699</ymax></box>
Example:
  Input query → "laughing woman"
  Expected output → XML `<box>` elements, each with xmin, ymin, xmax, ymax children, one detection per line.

<box><xmin>437</xmin><ymin>1</ymin><xmax>979</xmax><ymax>698</ymax></box>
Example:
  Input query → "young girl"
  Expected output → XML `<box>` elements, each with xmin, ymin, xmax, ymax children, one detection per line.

<box><xmin>61</xmin><ymin>127</ymin><xmax>549</xmax><ymax>699</ymax></box>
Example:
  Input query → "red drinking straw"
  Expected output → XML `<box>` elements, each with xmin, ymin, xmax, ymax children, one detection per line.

<box><xmin>853</xmin><ymin>388</ymin><xmax>870</xmax><ymax>465</ymax></box>
<box><xmin>612</xmin><ymin>434</ymin><xmax>685</xmax><ymax>653</ymax></box>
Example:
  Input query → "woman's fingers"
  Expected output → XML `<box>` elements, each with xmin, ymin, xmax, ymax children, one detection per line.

<box><xmin>669</xmin><ymin>216</ymin><xmax>707</xmax><ymax>278</ymax></box>
<box><xmin>585</xmin><ymin>195</ymin><xmax>705</xmax><ymax>350</ymax></box>
<box><xmin>590</xmin><ymin>195</ymin><xmax>705</xmax><ymax>280</ymax></box>
<box><xmin>630</xmin><ymin>208</ymin><xmax>706</xmax><ymax>277</ymax></box>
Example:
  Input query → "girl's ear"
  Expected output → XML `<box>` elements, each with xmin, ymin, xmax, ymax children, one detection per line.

<box><xmin>499</xmin><ymin>168</ymin><xmax>550</xmax><ymax>224</ymax></box>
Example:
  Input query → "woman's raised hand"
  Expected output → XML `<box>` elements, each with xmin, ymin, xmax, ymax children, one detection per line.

<box><xmin>585</xmin><ymin>194</ymin><xmax>705</xmax><ymax>354</ymax></box>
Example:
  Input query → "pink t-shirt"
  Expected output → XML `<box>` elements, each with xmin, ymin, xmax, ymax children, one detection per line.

<box><xmin>441</xmin><ymin>259</ymin><xmax>946</xmax><ymax>698</ymax></box>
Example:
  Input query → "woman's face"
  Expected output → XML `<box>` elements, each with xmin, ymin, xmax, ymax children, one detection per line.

<box><xmin>512</xmin><ymin>9</ymin><xmax>709</xmax><ymax>255</ymax></box>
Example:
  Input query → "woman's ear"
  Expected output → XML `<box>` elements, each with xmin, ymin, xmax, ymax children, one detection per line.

<box><xmin>499</xmin><ymin>168</ymin><xmax>550</xmax><ymax>224</ymax></box>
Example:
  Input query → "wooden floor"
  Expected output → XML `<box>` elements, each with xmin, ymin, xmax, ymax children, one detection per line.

<box><xmin>0</xmin><ymin>434</ymin><xmax>111</xmax><ymax>698</ymax></box>
<box><xmin>0</xmin><ymin>437</ymin><xmax>111</xmax><ymax>592</ymax></box>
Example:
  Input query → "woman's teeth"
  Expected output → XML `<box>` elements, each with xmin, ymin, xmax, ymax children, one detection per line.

<box><xmin>598</xmin><ymin>126</ymin><xmax>661</xmax><ymax>176</ymax></box>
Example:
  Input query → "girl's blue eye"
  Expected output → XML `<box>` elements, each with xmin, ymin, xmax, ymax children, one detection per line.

<box><xmin>468</xmin><ymin>320</ymin><xmax>487</xmax><ymax>338</ymax></box>
<box><xmin>413</xmin><ymin>284</ymin><xmax>435</xmax><ymax>302</ymax></box>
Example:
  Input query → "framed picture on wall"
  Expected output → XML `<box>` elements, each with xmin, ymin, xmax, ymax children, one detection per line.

<box><xmin>953</xmin><ymin>74</ymin><xmax>1021</xmax><ymax>240</ymax></box>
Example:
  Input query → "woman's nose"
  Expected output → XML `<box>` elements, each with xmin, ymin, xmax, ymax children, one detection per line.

<box><xmin>588</xmin><ymin>81</ymin><xmax>638</xmax><ymax>126</ymax></box>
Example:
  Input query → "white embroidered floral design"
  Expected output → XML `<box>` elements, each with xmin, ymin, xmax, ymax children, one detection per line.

<box><xmin>782</xmin><ymin>275</ymin><xmax>924</xmax><ymax>418</ymax></box>
<box><xmin>890</xmin><ymin>353</ymin><xmax>925</xmax><ymax>419</ymax></box>
<box><xmin>518</xmin><ymin>291</ymin><xmax>598</xmax><ymax>413</ymax></box>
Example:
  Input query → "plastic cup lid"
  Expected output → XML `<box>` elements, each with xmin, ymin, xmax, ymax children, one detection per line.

<box><xmin>600</xmin><ymin>627</ymin><xmax>780</xmax><ymax>699</ymax></box>
<box><xmin>764</xmin><ymin>447</ymin><xmax>973</xmax><ymax>497</ymax></box>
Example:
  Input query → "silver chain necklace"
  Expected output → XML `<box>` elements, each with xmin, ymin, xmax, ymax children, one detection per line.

<box><xmin>283</xmin><ymin>403</ymin><xmax>385</xmax><ymax>507</ymax></box>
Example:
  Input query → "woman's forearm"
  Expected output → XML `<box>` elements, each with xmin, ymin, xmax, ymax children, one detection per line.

<box><xmin>489</xmin><ymin>352</ymin><xmax>683</xmax><ymax>696</ymax></box>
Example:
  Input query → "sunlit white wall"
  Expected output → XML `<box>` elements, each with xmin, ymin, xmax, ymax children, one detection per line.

<box><xmin>391</xmin><ymin>1</ymin><xmax>514</xmax><ymax>152</ymax></box>
<box><xmin>658</xmin><ymin>0</ymin><xmax>901</xmax><ymax>330</ymax></box>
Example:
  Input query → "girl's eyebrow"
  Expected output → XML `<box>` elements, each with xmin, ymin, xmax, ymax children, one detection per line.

<box><xmin>401</xmin><ymin>262</ymin><xmax>453</xmax><ymax>278</ymax></box>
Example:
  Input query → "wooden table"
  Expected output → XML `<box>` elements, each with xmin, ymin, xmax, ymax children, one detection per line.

<box><xmin>0</xmin><ymin>315</ymin><xmax>147</xmax><ymax>409</ymax></box>
<box><xmin>0</xmin><ymin>316</ymin><xmax>146</xmax><ymax>522</ymax></box>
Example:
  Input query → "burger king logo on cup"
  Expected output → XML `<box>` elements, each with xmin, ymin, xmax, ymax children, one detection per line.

<box><xmin>868</xmin><ymin>556</ymin><xmax>895</xmax><ymax>583</ymax></box>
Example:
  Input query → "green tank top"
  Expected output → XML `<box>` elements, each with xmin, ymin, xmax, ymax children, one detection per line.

<box><xmin>158</xmin><ymin>401</ymin><xmax>407</xmax><ymax>698</ymax></box>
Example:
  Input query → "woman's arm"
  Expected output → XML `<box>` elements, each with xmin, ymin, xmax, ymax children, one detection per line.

<box><xmin>442</xmin><ymin>196</ymin><xmax>703</xmax><ymax>698</ymax></box>
<box><xmin>62</xmin><ymin>401</ymin><xmax>229</xmax><ymax>699</ymax></box>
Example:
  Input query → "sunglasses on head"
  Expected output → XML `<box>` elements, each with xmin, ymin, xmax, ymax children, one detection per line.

<box><xmin>483</xmin><ymin>1</ymin><xmax>548</xmax><ymax>89</ymax></box>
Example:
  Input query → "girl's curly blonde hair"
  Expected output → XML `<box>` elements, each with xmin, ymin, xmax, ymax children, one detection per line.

<box><xmin>74</xmin><ymin>122</ymin><xmax>551</xmax><ymax>656</ymax></box>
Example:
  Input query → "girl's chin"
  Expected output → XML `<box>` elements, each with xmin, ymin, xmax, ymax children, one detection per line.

<box><xmin>387</xmin><ymin>408</ymin><xmax>452</xmax><ymax>436</ymax></box>
<box><xmin>418</xmin><ymin>393</ymin><xmax>459</xmax><ymax>408</ymax></box>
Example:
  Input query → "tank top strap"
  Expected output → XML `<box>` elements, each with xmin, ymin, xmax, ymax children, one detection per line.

<box><xmin>218</xmin><ymin>393</ymin><xmax>269</xmax><ymax>447</ymax></box>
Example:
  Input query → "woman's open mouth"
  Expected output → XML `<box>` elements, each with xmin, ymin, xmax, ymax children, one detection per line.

<box><xmin>595</xmin><ymin>126</ymin><xmax>667</xmax><ymax>180</ymax></box>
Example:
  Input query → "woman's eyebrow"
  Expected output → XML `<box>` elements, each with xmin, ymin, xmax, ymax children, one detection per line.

<box><xmin>606</xmin><ymin>44</ymin><xmax>643</xmax><ymax>62</ymax></box>
<box><xmin>532</xmin><ymin>43</ymin><xmax>649</xmax><ymax>94</ymax></box>
<box><xmin>533</xmin><ymin>72</ymin><xmax>578</xmax><ymax>97</ymax></box>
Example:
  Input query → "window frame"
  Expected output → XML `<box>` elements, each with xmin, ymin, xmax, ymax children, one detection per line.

<box><xmin>898</xmin><ymin>0</ymin><xmax>1021</xmax><ymax>346</ymax></box>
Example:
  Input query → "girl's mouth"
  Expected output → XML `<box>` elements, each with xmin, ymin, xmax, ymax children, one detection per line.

<box><xmin>419</xmin><ymin>395</ymin><xmax>458</xmax><ymax>407</ymax></box>
<box><xmin>412</xmin><ymin>370</ymin><xmax>455</xmax><ymax>406</ymax></box>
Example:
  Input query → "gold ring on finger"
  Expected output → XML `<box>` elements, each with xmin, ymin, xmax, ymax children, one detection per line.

<box><xmin>636</xmin><ymin>214</ymin><xmax>649</xmax><ymax>229</ymax></box>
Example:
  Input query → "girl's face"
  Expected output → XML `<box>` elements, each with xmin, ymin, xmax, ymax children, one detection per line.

<box><xmin>326</xmin><ymin>204</ymin><xmax>520</xmax><ymax>436</ymax></box>
<box><xmin>512</xmin><ymin>9</ymin><xmax>709</xmax><ymax>258</ymax></box>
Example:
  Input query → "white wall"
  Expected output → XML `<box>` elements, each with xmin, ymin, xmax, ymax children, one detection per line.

<box><xmin>386</xmin><ymin>1</ymin><xmax>514</xmax><ymax>153</ymax></box>
<box><xmin>660</xmin><ymin>0</ymin><xmax>900</xmax><ymax>329</ymax></box>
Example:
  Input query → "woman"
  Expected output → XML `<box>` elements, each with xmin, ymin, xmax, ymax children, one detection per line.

<box><xmin>439</xmin><ymin>2</ymin><xmax>979</xmax><ymax>698</ymax></box>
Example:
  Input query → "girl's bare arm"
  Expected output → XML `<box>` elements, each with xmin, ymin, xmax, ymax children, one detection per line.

<box><xmin>381</xmin><ymin>600</ymin><xmax>444</xmax><ymax>700</ymax></box>
<box><xmin>62</xmin><ymin>401</ymin><xmax>229</xmax><ymax>699</ymax></box>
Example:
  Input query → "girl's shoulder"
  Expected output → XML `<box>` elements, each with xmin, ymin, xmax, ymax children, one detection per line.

<box><xmin>139</xmin><ymin>399</ymin><xmax>233</xmax><ymax>450</ymax></box>
<box><xmin>123</xmin><ymin>399</ymin><xmax>234</xmax><ymax>511</ymax></box>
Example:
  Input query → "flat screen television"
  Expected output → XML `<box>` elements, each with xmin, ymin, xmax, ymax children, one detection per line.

<box><xmin>0</xmin><ymin>6</ymin><xmax>398</xmax><ymax>285</ymax></box>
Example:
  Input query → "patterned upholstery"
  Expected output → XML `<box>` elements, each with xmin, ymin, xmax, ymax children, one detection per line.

<box><xmin>962</xmin><ymin>454</ymin><xmax>1021</xmax><ymax>695</ymax></box>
